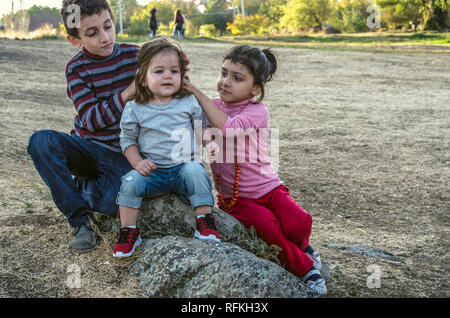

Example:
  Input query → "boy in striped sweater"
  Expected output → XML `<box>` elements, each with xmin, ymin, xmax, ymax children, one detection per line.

<box><xmin>27</xmin><ymin>0</ymin><xmax>138</xmax><ymax>253</ymax></box>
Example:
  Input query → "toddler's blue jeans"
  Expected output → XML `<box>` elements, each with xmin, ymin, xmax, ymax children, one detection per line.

<box><xmin>116</xmin><ymin>162</ymin><xmax>214</xmax><ymax>210</ymax></box>
<box><xmin>27</xmin><ymin>130</ymin><xmax>132</xmax><ymax>227</ymax></box>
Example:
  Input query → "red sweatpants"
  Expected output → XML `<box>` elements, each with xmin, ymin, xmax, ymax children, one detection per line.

<box><xmin>224</xmin><ymin>185</ymin><xmax>313</xmax><ymax>277</ymax></box>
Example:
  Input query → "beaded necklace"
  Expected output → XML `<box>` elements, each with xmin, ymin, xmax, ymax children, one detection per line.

<box><xmin>215</xmin><ymin>162</ymin><xmax>240</xmax><ymax>210</ymax></box>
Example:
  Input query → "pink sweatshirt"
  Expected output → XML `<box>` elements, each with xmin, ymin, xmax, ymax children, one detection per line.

<box><xmin>208</xmin><ymin>98</ymin><xmax>282</xmax><ymax>199</ymax></box>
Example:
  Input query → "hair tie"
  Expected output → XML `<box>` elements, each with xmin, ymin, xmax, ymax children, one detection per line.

<box><xmin>260</xmin><ymin>50</ymin><xmax>271</xmax><ymax>83</ymax></box>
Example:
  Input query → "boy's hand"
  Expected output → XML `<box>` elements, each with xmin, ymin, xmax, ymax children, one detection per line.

<box><xmin>121</xmin><ymin>80</ymin><xmax>136</xmax><ymax>103</ymax></box>
<box><xmin>134</xmin><ymin>159</ymin><xmax>157</xmax><ymax>176</ymax></box>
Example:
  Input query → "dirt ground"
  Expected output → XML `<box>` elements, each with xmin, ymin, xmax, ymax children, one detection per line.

<box><xmin>0</xmin><ymin>38</ymin><xmax>448</xmax><ymax>298</ymax></box>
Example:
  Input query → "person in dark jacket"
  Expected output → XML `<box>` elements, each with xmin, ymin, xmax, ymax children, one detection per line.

<box><xmin>148</xmin><ymin>8</ymin><xmax>158</xmax><ymax>38</ymax></box>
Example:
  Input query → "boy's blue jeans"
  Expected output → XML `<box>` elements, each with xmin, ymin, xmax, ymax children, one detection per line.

<box><xmin>116</xmin><ymin>163</ymin><xmax>214</xmax><ymax>210</ymax></box>
<box><xmin>27</xmin><ymin>130</ymin><xmax>132</xmax><ymax>228</ymax></box>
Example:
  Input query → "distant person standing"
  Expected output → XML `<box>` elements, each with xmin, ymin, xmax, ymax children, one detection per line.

<box><xmin>181</xmin><ymin>11</ymin><xmax>186</xmax><ymax>37</ymax></box>
<box><xmin>148</xmin><ymin>8</ymin><xmax>158</xmax><ymax>38</ymax></box>
<box><xmin>173</xmin><ymin>9</ymin><xmax>184</xmax><ymax>40</ymax></box>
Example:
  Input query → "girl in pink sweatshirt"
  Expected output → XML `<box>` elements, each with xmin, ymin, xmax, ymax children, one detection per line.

<box><xmin>184</xmin><ymin>45</ymin><xmax>326</xmax><ymax>295</ymax></box>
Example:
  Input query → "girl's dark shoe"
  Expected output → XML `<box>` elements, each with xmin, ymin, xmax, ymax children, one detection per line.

<box><xmin>302</xmin><ymin>266</ymin><xmax>327</xmax><ymax>295</ymax></box>
<box><xmin>304</xmin><ymin>244</ymin><xmax>322</xmax><ymax>270</ymax></box>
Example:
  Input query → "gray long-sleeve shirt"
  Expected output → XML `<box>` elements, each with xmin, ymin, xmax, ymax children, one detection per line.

<box><xmin>119</xmin><ymin>95</ymin><xmax>207</xmax><ymax>168</ymax></box>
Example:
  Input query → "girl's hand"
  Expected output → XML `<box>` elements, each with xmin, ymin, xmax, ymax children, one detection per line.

<box><xmin>182</xmin><ymin>51</ymin><xmax>190</xmax><ymax>72</ymax></box>
<box><xmin>134</xmin><ymin>159</ymin><xmax>157</xmax><ymax>176</ymax></box>
<box><xmin>183</xmin><ymin>76</ymin><xmax>197</xmax><ymax>94</ymax></box>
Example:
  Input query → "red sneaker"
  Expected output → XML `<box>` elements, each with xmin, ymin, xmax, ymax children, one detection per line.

<box><xmin>194</xmin><ymin>214</ymin><xmax>220</xmax><ymax>242</ymax></box>
<box><xmin>113</xmin><ymin>227</ymin><xmax>142</xmax><ymax>258</ymax></box>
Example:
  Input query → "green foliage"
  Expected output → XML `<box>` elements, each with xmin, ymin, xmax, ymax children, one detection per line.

<box><xmin>27</xmin><ymin>5</ymin><xmax>60</xmax><ymax>18</ymax></box>
<box><xmin>280</xmin><ymin>0</ymin><xmax>333</xmax><ymax>31</ymax></box>
<box><xmin>199</xmin><ymin>24</ymin><xmax>219</xmax><ymax>37</ymax></box>
<box><xmin>231</xmin><ymin>225</ymin><xmax>282</xmax><ymax>265</ymax></box>
<box><xmin>378</xmin><ymin>0</ymin><xmax>449</xmax><ymax>31</ymax></box>
<box><xmin>230</xmin><ymin>0</ymin><xmax>264</xmax><ymax>16</ymax></box>
<box><xmin>2</xmin><ymin>0</ymin><xmax>448</xmax><ymax>37</ymax></box>
<box><xmin>109</xmin><ymin>0</ymin><xmax>140</xmax><ymax>32</ymax></box>
<box><xmin>124</xmin><ymin>0</ymin><xmax>199</xmax><ymax>36</ymax></box>
<box><xmin>258</xmin><ymin>0</ymin><xmax>287</xmax><ymax>28</ymax></box>
<box><xmin>329</xmin><ymin>0</ymin><xmax>374</xmax><ymax>33</ymax></box>
<box><xmin>127</xmin><ymin>1</ymin><xmax>175</xmax><ymax>35</ymax></box>
<box><xmin>110</xmin><ymin>0</ymin><xmax>448</xmax><ymax>37</ymax></box>
<box><xmin>227</xmin><ymin>14</ymin><xmax>271</xmax><ymax>35</ymax></box>
<box><xmin>2</xmin><ymin>5</ymin><xmax>60</xmax><ymax>33</ymax></box>
<box><xmin>202</xmin><ymin>0</ymin><xmax>234</xmax><ymax>36</ymax></box>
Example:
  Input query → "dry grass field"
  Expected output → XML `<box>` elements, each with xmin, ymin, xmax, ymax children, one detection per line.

<box><xmin>0</xmin><ymin>38</ymin><xmax>448</xmax><ymax>298</ymax></box>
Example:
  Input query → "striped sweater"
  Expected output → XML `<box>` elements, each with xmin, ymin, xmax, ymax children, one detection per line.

<box><xmin>65</xmin><ymin>43</ymin><xmax>139</xmax><ymax>152</ymax></box>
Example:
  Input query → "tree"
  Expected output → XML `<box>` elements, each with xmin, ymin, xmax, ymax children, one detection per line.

<box><xmin>127</xmin><ymin>0</ymin><xmax>175</xmax><ymax>35</ymax></box>
<box><xmin>227</xmin><ymin>14</ymin><xmax>271</xmax><ymax>35</ymax></box>
<box><xmin>109</xmin><ymin>0</ymin><xmax>140</xmax><ymax>32</ymax></box>
<box><xmin>203</xmin><ymin>0</ymin><xmax>234</xmax><ymax>36</ymax></box>
<box><xmin>280</xmin><ymin>0</ymin><xmax>333</xmax><ymax>31</ymax></box>
<box><xmin>329</xmin><ymin>0</ymin><xmax>374</xmax><ymax>33</ymax></box>
<box><xmin>258</xmin><ymin>0</ymin><xmax>287</xmax><ymax>30</ymax></box>
<box><xmin>230</xmin><ymin>0</ymin><xmax>264</xmax><ymax>16</ymax></box>
<box><xmin>378</xmin><ymin>0</ymin><xmax>449</xmax><ymax>30</ymax></box>
<box><xmin>416</xmin><ymin>0</ymin><xmax>449</xmax><ymax>30</ymax></box>
<box><xmin>27</xmin><ymin>5</ymin><xmax>60</xmax><ymax>18</ymax></box>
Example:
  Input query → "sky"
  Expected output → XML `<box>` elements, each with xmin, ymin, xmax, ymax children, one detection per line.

<box><xmin>0</xmin><ymin>0</ymin><xmax>151</xmax><ymax>19</ymax></box>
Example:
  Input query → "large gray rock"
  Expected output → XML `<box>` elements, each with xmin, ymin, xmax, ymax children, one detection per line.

<box><xmin>97</xmin><ymin>194</ymin><xmax>331</xmax><ymax>297</ymax></box>
<box><xmin>96</xmin><ymin>194</ymin><xmax>280</xmax><ymax>261</ymax></box>
<box><xmin>130</xmin><ymin>235</ymin><xmax>318</xmax><ymax>298</ymax></box>
<box><xmin>138</xmin><ymin>194</ymin><xmax>248</xmax><ymax>242</ymax></box>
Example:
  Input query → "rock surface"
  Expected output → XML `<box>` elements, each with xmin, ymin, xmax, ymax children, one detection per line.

<box><xmin>97</xmin><ymin>194</ymin><xmax>332</xmax><ymax>297</ymax></box>
<box><xmin>322</xmin><ymin>244</ymin><xmax>405</xmax><ymax>263</ymax></box>
<box><xmin>130</xmin><ymin>236</ymin><xmax>318</xmax><ymax>298</ymax></box>
<box><xmin>97</xmin><ymin>194</ymin><xmax>273</xmax><ymax>258</ymax></box>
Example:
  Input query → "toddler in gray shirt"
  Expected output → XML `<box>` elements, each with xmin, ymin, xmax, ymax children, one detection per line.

<box><xmin>120</xmin><ymin>94</ymin><xmax>206</xmax><ymax>168</ymax></box>
<box><xmin>113</xmin><ymin>38</ymin><xmax>220</xmax><ymax>258</ymax></box>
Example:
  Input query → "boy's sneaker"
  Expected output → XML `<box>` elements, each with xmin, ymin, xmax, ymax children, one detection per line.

<box><xmin>194</xmin><ymin>214</ymin><xmax>220</xmax><ymax>242</ymax></box>
<box><xmin>72</xmin><ymin>220</ymin><xmax>98</xmax><ymax>253</ymax></box>
<box><xmin>302</xmin><ymin>266</ymin><xmax>327</xmax><ymax>295</ymax></box>
<box><xmin>113</xmin><ymin>227</ymin><xmax>142</xmax><ymax>258</ymax></box>
<box><xmin>304</xmin><ymin>244</ymin><xmax>322</xmax><ymax>270</ymax></box>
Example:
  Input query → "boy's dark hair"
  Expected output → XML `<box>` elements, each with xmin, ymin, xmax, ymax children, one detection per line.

<box><xmin>135</xmin><ymin>38</ymin><xmax>189</xmax><ymax>105</ymax></box>
<box><xmin>223</xmin><ymin>45</ymin><xmax>277</xmax><ymax>104</ymax></box>
<box><xmin>61</xmin><ymin>0</ymin><xmax>114</xmax><ymax>38</ymax></box>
